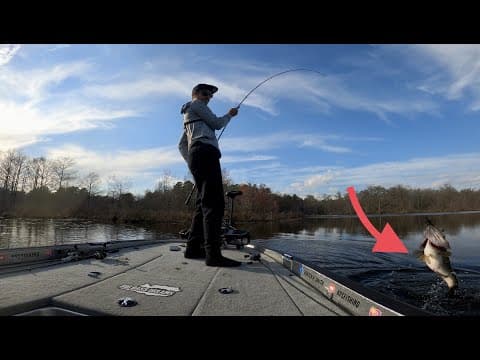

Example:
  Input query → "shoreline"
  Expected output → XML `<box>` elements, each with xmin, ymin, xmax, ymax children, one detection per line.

<box><xmin>305</xmin><ymin>210</ymin><xmax>480</xmax><ymax>219</ymax></box>
<box><xmin>1</xmin><ymin>210</ymin><xmax>480</xmax><ymax>225</ymax></box>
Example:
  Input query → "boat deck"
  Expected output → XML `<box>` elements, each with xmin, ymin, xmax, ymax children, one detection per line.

<box><xmin>0</xmin><ymin>242</ymin><xmax>349</xmax><ymax>316</ymax></box>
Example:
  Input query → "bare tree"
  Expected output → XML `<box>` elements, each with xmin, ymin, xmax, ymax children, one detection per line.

<box><xmin>23</xmin><ymin>157</ymin><xmax>49</xmax><ymax>192</ymax></box>
<box><xmin>156</xmin><ymin>169</ymin><xmax>174</xmax><ymax>193</ymax></box>
<box><xmin>81</xmin><ymin>172</ymin><xmax>102</xmax><ymax>197</ymax></box>
<box><xmin>20</xmin><ymin>164</ymin><xmax>30</xmax><ymax>193</ymax></box>
<box><xmin>0</xmin><ymin>150</ymin><xmax>16</xmax><ymax>190</ymax></box>
<box><xmin>107</xmin><ymin>175</ymin><xmax>131</xmax><ymax>200</ymax></box>
<box><xmin>10</xmin><ymin>152</ymin><xmax>27</xmax><ymax>193</ymax></box>
<box><xmin>0</xmin><ymin>150</ymin><xmax>27</xmax><ymax>192</ymax></box>
<box><xmin>29</xmin><ymin>157</ymin><xmax>53</xmax><ymax>190</ymax></box>
<box><xmin>28</xmin><ymin>157</ymin><xmax>41</xmax><ymax>190</ymax></box>
<box><xmin>222</xmin><ymin>167</ymin><xmax>233</xmax><ymax>187</ymax></box>
<box><xmin>51</xmin><ymin>157</ymin><xmax>77</xmax><ymax>190</ymax></box>
<box><xmin>80</xmin><ymin>172</ymin><xmax>102</xmax><ymax>211</ymax></box>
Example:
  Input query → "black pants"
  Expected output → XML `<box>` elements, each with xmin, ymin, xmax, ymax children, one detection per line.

<box><xmin>187</xmin><ymin>142</ymin><xmax>225</xmax><ymax>252</ymax></box>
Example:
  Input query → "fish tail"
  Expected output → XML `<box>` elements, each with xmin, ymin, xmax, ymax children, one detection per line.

<box><xmin>444</xmin><ymin>272</ymin><xmax>459</xmax><ymax>290</ymax></box>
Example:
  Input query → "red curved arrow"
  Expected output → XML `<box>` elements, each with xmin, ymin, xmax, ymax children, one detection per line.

<box><xmin>347</xmin><ymin>186</ymin><xmax>408</xmax><ymax>254</ymax></box>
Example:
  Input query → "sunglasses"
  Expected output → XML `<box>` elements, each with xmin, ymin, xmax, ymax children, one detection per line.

<box><xmin>200</xmin><ymin>90</ymin><xmax>213</xmax><ymax>97</ymax></box>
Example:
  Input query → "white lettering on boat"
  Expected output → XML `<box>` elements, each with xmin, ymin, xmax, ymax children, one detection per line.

<box><xmin>119</xmin><ymin>284</ymin><xmax>181</xmax><ymax>297</ymax></box>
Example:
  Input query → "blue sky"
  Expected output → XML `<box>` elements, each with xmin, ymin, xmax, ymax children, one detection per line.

<box><xmin>1</xmin><ymin>44</ymin><xmax>480</xmax><ymax>197</ymax></box>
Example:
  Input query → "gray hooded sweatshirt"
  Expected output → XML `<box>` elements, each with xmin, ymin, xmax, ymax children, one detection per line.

<box><xmin>178</xmin><ymin>99</ymin><xmax>232</xmax><ymax>162</ymax></box>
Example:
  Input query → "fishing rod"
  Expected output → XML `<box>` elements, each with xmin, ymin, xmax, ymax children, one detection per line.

<box><xmin>185</xmin><ymin>68</ymin><xmax>325</xmax><ymax>205</ymax></box>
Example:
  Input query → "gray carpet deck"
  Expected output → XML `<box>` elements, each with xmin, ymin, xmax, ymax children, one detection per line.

<box><xmin>0</xmin><ymin>242</ymin><xmax>345</xmax><ymax>316</ymax></box>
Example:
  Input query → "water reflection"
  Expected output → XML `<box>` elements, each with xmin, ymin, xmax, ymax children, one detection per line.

<box><xmin>0</xmin><ymin>218</ymin><xmax>179</xmax><ymax>249</ymax></box>
<box><xmin>246</xmin><ymin>213</ymin><xmax>480</xmax><ymax>242</ymax></box>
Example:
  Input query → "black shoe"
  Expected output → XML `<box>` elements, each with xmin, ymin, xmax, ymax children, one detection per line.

<box><xmin>184</xmin><ymin>247</ymin><xmax>206</xmax><ymax>259</ymax></box>
<box><xmin>205</xmin><ymin>254</ymin><xmax>242</xmax><ymax>267</ymax></box>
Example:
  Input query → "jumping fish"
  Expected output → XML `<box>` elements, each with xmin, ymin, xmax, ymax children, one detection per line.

<box><xmin>416</xmin><ymin>218</ymin><xmax>458</xmax><ymax>294</ymax></box>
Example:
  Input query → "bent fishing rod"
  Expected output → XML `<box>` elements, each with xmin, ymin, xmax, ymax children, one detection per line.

<box><xmin>185</xmin><ymin>68</ymin><xmax>325</xmax><ymax>205</ymax></box>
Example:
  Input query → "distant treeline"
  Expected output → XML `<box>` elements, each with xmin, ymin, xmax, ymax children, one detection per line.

<box><xmin>2</xmin><ymin>181</ymin><xmax>480</xmax><ymax>224</ymax></box>
<box><xmin>313</xmin><ymin>184</ymin><xmax>480</xmax><ymax>216</ymax></box>
<box><xmin>1</xmin><ymin>149</ymin><xmax>479</xmax><ymax>223</ymax></box>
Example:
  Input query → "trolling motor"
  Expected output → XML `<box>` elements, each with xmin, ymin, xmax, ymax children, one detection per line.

<box><xmin>222</xmin><ymin>190</ymin><xmax>250</xmax><ymax>249</ymax></box>
<box><xmin>179</xmin><ymin>190</ymin><xmax>250</xmax><ymax>249</ymax></box>
<box><xmin>224</xmin><ymin>190</ymin><xmax>242</xmax><ymax>226</ymax></box>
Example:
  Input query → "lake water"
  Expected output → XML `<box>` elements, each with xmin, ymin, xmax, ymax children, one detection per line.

<box><xmin>250</xmin><ymin>213</ymin><xmax>480</xmax><ymax>316</ymax></box>
<box><xmin>0</xmin><ymin>218</ymin><xmax>179</xmax><ymax>249</ymax></box>
<box><xmin>1</xmin><ymin>213</ymin><xmax>479</xmax><ymax>316</ymax></box>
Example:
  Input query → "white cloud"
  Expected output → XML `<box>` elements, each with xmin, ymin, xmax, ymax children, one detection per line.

<box><xmin>84</xmin><ymin>77</ymin><xmax>191</xmax><ymax>101</ymax></box>
<box><xmin>218</xmin><ymin>69</ymin><xmax>437</xmax><ymax>120</ymax></box>
<box><xmin>81</xmin><ymin>63</ymin><xmax>438</xmax><ymax>120</ymax></box>
<box><xmin>44</xmin><ymin>144</ymin><xmax>194</xmax><ymax>195</ymax></box>
<box><xmin>84</xmin><ymin>71</ymin><xmax>278</xmax><ymax>114</ymax></box>
<box><xmin>303</xmin><ymin>170</ymin><xmax>336</xmax><ymax>188</ymax></box>
<box><xmin>0</xmin><ymin>58</ymin><xmax>141</xmax><ymax>150</ymax></box>
<box><xmin>198</xmin><ymin>60</ymin><xmax>437</xmax><ymax>120</ymax></box>
<box><xmin>100</xmin><ymin>147</ymin><xmax>476</xmax><ymax>199</ymax></box>
<box><xmin>208</xmin><ymin>58</ymin><xmax>285</xmax><ymax>74</ymax></box>
<box><xmin>0</xmin><ymin>100</ymin><xmax>137</xmax><ymax>151</ymax></box>
<box><xmin>42</xmin><ymin>144</ymin><xmax>282</xmax><ymax>193</ymax></box>
<box><xmin>0</xmin><ymin>60</ymin><xmax>92</xmax><ymax>102</ymax></box>
<box><xmin>296</xmin><ymin>135</ymin><xmax>352</xmax><ymax>153</ymax></box>
<box><xmin>289</xmin><ymin>153</ymin><xmax>480</xmax><ymax>196</ymax></box>
<box><xmin>251</xmin><ymin>70</ymin><xmax>436</xmax><ymax>120</ymax></box>
<box><xmin>46</xmin><ymin>144</ymin><xmax>184</xmax><ymax>179</ymax></box>
<box><xmin>221</xmin><ymin>133</ymin><xmax>290</xmax><ymax>152</ymax></box>
<box><xmin>221</xmin><ymin>131</ymin><xmax>362</xmax><ymax>154</ymax></box>
<box><xmin>222</xmin><ymin>155</ymin><xmax>277</xmax><ymax>163</ymax></box>
<box><xmin>0</xmin><ymin>134</ymin><xmax>41</xmax><ymax>150</ymax></box>
<box><xmin>0</xmin><ymin>45</ymin><xmax>21</xmax><ymax>66</ymax></box>
<box><xmin>400</xmin><ymin>45</ymin><xmax>480</xmax><ymax>110</ymax></box>
<box><xmin>224</xmin><ymin>153</ymin><xmax>480</xmax><ymax>197</ymax></box>
<box><xmin>278</xmin><ymin>73</ymin><xmax>438</xmax><ymax>122</ymax></box>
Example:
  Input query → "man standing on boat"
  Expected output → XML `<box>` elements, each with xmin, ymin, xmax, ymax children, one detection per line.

<box><xmin>178</xmin><ymin>83</ymin><xmax>241</xmax><ymax>267</ymax></box>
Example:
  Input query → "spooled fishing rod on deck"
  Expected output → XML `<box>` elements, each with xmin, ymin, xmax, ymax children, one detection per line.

<box><xmin>185</xmin><ymin>68</ymin><xmax>325</xmax><ymax>205</ymax></box>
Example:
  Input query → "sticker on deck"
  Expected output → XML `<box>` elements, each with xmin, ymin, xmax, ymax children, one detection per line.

<box><xmin>119</xmin><ymin>284</ymin><xmax>181</xmax><ymax>297</ymax></box>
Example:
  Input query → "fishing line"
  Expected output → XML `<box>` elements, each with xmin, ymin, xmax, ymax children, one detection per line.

<box><xmin>185</xmin><ymin>68</ymin><xmax>325</xmax><ymax>205</ymax></box>
<box><xmin>217</xmin><ymin>68</ymin><xmax>325</xmax><ymax>141</ymax></box>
